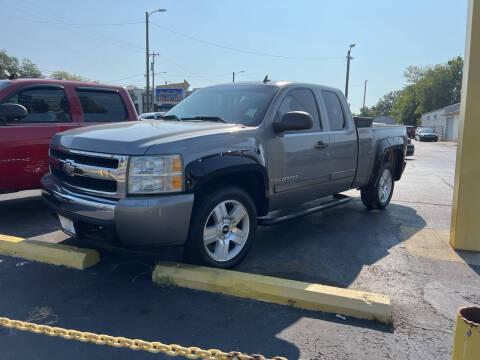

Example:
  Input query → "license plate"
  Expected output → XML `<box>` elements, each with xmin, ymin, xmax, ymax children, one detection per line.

<box><xmin>58</xmin><ymin>215</ymin><xmax>76</xmax><ymax>236</ymax></box>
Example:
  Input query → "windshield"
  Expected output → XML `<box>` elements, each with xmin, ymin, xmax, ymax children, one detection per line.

<box><xmin>164</xmin><ymin>85</ymin><xmax>277</xmax><ymax>126</ymax></box>
<box><xmin>0</xmin><ymin>80</ymin><xmax>12</xmax><ymax>93</ymax></box>
<box><xmin>421</xmin><ymin>128</ymin><xmax>434</xmax><ymax>133</ymax></box>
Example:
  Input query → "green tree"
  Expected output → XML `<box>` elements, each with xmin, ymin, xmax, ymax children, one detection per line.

<box><xmin>359</xmin><ymin>106</ymin><xmax>376</xmax><ymax>117</ymax></box>
<box><xmin>391</xmin><ymin>85</ymin><xmax>419</xmax><ymax>125</ymax></box>
<box><xmin>374</xmin><ymin>90</ymin><xmax>402</xmax><ymax>117</ymax></box>
<box><xmin>0</xmin><ymin>50</ymin><xmax>42</xmax><ymax>79</ymax></box>
<box><xmin>403</xmin><ymin>65</ymin><xmax>426</xmax><ymax>83</ymax></box>
<box><xmin>369</xmin><ymin>56</ymin><xmax>463</xmax><ymax>125</ymax></box>
<box><xmin>49</xmin><ymin>70</ymin><xmax>89</xmax><ymax>82</ymax></box>
<box><xmin>414</xmin><ymin>56</ymin><xmax>463</xmax><ymax>115</ymax></box>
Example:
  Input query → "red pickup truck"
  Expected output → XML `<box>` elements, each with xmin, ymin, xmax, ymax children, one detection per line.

<box><xmin>0</xmin><ymin>78</ymin><xmax>138</xmax><ymax>193</ymax></box>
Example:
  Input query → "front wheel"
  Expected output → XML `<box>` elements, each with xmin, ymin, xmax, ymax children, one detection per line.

<box><xmin>360</xmin><ymin>162</ymin><xmax>394</xmax><ymax>210</ymax></box>
<box><xmin>184</xmin><ymin>186</ymin><xmax>257</xmax><ymax>268</ymax></box>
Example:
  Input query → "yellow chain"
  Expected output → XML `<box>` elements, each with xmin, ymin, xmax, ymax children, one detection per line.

<box><xmin>0</xmin><ymin>317</ymin><xmax>287</xmax><ymax>360</ymax></box>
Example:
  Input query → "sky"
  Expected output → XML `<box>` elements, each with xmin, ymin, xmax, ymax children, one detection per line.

<box><xmin>0</xmin><ymin>0</ymin><xmax>468</xmax><ymax>113</ymax></box>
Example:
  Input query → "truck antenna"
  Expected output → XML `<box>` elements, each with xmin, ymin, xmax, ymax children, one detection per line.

<box><xmin>263</xmin><ymin>75</ymin><xmax>270</xmax><ymax>83</ymax></box>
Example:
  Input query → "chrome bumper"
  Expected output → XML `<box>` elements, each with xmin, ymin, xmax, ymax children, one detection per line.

<box><xmin>41</xmin><ymin>173</ymin><xmax>194</xmax><ymax>246</ymax></box>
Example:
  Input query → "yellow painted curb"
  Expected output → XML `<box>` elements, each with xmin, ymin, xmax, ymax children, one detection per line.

<box><xmin>153</xmin><ymin>262</ymin><xmax>392</xmax><ymax>324</ymax></box>
<box><xmin>401</xmin><ymin>226</ymin><xmax>480</xmax><ymax>266</ymax></box>
<box><xmin>0</xmin><ymin>234</ymin><xmax>99</xmax><ymax>270</ymax></box>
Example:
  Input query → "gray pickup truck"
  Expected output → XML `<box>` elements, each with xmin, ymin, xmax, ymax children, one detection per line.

<box><xmin>41</xmin><ymin>81</ymin><xmax>407</xmax><ymax>268</ymax></box>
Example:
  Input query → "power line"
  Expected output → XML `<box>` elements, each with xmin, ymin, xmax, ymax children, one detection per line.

<box><xmin>0</xmin><ymin>15</ymin><xmax>143</xmax><ymax>26</ymax></box>
<box><xmin>3</xmin><ymin>14</ymin><xmax>344</xmax><ymax>60</ymax></box>
<box><xmin>3</xmin><ymin>9</ymin><xmax>214</xmax><ymax>82</ymax></box>
<box><xmin>107</xmin><ymin>73</ymin><xmax>145</xmax><ymax>83</ymax></box>
<box><xmin>150</xmin><ymin>22</ymin><xmax>344</xmax><ymax>60</ymax></box>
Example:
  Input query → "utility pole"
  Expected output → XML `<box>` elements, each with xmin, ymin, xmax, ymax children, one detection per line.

<box><xmin>345</xmin><ymin>43</ymin><xmax>356</xmax><ymax>100</ymax></box>
<box><xmin>145</xmin><ymin>11</ymin><xmax>150</xmax><ymax>113</ymax></box>
<box><xmin>150</xmin><ymin>52</ymin><xmax>159</xmax><ymax>111</ymax></box>
<box><xmin>145</xmin><ymin>8</ymin><xmax>167</xmax><ymax>113</ymax></box>
<box><xmin>362</xmin><ymin>80</ymin><xmax>368</xmax><ymax>110</ymax></box>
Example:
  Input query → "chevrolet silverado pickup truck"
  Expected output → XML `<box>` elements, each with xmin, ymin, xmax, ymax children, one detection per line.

<box><xmin>41</xmin><ymin>81</ymin><xmax>407</xmax><ymax>268</ymax></box>
<box><xmin>0</xmin><ymin>79</ymin><xmax>138</xmax><ymax>193</ymax></box>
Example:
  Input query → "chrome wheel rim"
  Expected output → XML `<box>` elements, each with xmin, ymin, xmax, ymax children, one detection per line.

<box><xmin>378</xmin><ymin>168</ymin><xmax>393</xmax><ymax>204</ymax></box>
<box><xmin>203</xmin><ymin>200</ymin><xmax>250</xmax><ymax>262</ymax></box>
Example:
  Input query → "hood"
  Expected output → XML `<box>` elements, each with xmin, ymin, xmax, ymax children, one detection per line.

<box><xmin>52</xmin><ymin>120</ymin><xmax>242</xmax><ymax>155</ymax></box>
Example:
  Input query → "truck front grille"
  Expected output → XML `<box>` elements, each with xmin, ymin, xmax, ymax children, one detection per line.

<box><xmin>49</xmin><ymin>147</ymin><xmax>128</xmax><ymax>198</ymax></box>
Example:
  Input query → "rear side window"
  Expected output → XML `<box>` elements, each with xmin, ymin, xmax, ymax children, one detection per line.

<box><xmin>322</xmin><ymin>91</ymin><xmax>345</xmax><ymax>131</ymax></box>
<box><xmin>2</xmin><ymin>87</ymin><xmax>71</xmax><ymax>123</ymax></box>
<box><xmin>76</xmin><ymin>89</ymin><xmax>127</xmax><ymax>122</ymax></box>
<box><xmin>276</xmin><ymin>88</ymin><xmax>321</xmax><ymax>129</ymax></box>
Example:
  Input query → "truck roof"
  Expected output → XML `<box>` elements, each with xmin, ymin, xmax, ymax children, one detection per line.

<box><xmin>1</xmin><ymin>78</ymin><xmax>126</xmax><ymax>90</ymax></box>
<box><xmin>204</xmin><ymin>80</ymin><xmax>342</xmax><ymax>93</ymax></box>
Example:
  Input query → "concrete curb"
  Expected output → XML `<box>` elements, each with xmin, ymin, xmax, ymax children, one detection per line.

<box><xmin>0</xmin><ymin>234</ymin><xmax>100</xmax><ymax>270</ymax></box>
<box><xmin>153</xmin><ymin>262</ymin><xmax>392</xmax><ymax>324</ymax></box>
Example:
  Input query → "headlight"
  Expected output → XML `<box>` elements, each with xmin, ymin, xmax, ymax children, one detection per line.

<box><xmin>128</xmin><ymin>155</ymin><xmax>183</xmax><ymax>194</ymax></box>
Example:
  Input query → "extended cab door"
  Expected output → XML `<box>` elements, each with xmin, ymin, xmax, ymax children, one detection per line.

<box><xmin>74</xmin><ymin>87</ymin><xmax>129</xmax><ymax>124</ymax></box>
<box><xmin>319</xmin><ymin>90</ymin><xmax>357</xmax><ymax>193</ymax></box>
<box><xmin>0</xmin><ymin>85</ymin><xmax>79</xmax><ymax>192</ymax></box>
<box><xmin>268</xmin><ymin>87</ymin><xmax>331</xmax><ymax>208</ymax></box>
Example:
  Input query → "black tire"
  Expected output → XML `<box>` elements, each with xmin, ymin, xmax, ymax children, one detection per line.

<box><xmin>360</xmin><ymin>162</ymin><xmax>394</xmax><ymax>210</ymax></box>
<box><xmin>184</xmin><ymin>186</ymin><xmax>257</xmax><ymax>268</ymax></box>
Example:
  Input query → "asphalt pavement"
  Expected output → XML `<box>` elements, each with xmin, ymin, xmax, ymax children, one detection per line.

<box><xmin>1</xmin><ymin>140</ymin><xmax>479</xmax><ymax>360</ymax></box>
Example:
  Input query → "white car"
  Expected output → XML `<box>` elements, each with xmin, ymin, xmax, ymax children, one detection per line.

<box><xmin>139</xmin><ymin>112</ymin><xmax>166</xmax><ymax>120</ymax></box>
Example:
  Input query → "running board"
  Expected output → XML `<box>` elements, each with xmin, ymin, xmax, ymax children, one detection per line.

<box><xmin>258</xmin><ymin>194</ymin><xmax>351</xmax><ymax>226</ymax></box>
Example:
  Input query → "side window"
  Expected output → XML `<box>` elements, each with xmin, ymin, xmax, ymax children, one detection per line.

<box><xmin>276</xmin><ymin>88</ymin><xmax>321</xmax><ymax>130</ymax></box>
<box><xmin>3</xmin><ymin>88</ymin><xmax>71</xmax><ymax>123</ymax></box>
<box><xmin>76</xmin><ymin>89</ymin><xmax>127</xmax><ymax>122</ymax></box>
<box><xmin>322</xmin><ymin>91</ymin><xmax>345</xmax><ymax>131</ymax></box>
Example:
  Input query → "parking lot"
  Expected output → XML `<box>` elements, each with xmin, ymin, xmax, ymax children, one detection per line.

<box><xmin>1</xmin><ymin>140</ymin><xmax>479</xmax><ymax>360</ymax></box>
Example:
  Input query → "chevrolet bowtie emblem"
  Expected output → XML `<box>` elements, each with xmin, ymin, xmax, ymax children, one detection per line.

<box><xmin>62</xmin><ymin>160</ymin><xmax>76</xmax><ymax>176</ymax></box>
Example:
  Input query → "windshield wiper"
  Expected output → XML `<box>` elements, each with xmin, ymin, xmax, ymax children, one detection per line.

<box><xmin>181</xmin><ymin>116</ymin><xmax>228</xmax><ymax>123</ymax></box>
<box><xmin>160</xmin><ymin>114</ymin><xmax>181</xmax><ymax>121</ymax></box>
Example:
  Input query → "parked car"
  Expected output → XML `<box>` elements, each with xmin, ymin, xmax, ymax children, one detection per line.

<box><xmin>406</xmin><ymin>138</ymin><xmax>415</xmax><ymax>156</ymax></box>
<box><xmin>42</xmin><ymin>81</ymin><xmax>407</xmax><ymax>268</ymax></box>
<box><xmin>415</xmin><ymin>127</ymin><xmax>438</xmax><ymax>142</ymax></box>
<box><xmin>0</xmin><ymin>78</ymin><xmax>138</xmax><ymax>193</ymax></box>
<box><xmin>139</xmin><ymin>111</ymin><xmax>166</xmax><ymax>120</ymax></box>
<box><xmin>406</xmin><ymin>126</ymin><xmax>415</xmax><ymax>139</ymax></box>
<box><xmin>155</xmin><ymin>104</ymin><xmax>175</xmax><ymax>112</ymax></box>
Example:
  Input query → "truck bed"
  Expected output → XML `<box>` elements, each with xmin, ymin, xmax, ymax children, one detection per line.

<box><xmin>354</xmin><ymin>123</ymin><xmax>407</xmax><ymax>187</ymax></box>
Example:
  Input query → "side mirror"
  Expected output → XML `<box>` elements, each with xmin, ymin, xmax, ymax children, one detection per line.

<box><xmin>273</xmin><ymin>111</ymin><xmax>313</xmax><ymax>133</ymax></box>
<box><xmin>0</xmin><ymin>103</ymin><xmax>28</xmax><ymax>122</ymax></box>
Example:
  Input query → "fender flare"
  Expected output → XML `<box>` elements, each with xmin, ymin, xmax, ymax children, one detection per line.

<box><xmin>184</xmin><ymin>152</ymin><xmax>269</xmax><ymax>193</ymax></box>
<box><xmin>370</xmin><ymin>137</ymin><xmax>406</xmax><ymax>183</ymax></box>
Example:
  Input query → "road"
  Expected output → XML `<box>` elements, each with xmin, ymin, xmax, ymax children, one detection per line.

<box><xmin>1</xmin><ymin>141</ymin><xmax>478</xmax><ymax>360</ymax></box>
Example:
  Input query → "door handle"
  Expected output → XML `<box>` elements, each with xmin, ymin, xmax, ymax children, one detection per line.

<box><xmin>313</xmin><ymin>141</ymin><xmax>328</xmax><ymax>150</ymax></box>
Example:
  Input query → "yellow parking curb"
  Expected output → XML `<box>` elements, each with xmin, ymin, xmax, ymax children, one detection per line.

<box><xmin>153</xmin><ymin>262</ymin><xmax>392</xmax><ymax>324</ymax></box>
<box><xmin>0</xmin><ymin>234</ymin><xmax>99</xmax><ymax>270</ymax></box>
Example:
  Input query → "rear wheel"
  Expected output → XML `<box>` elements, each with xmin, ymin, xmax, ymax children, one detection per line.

<box><xmin>185</xmin><ymin>186</ymin><xmax>257</xmax><ymax>268</ymax></box>
<box><xmin>361</xmin><ymin>162</ymin><xmax>394</xmax><ymax>210</ymax></box>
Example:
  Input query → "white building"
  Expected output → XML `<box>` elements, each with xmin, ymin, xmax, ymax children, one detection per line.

<box><xmin>421</xmin><ymin>103</ymin><xmax>460</xmax><ymax>142</ymax></box>
<box><xmin>125</xmin><ymin>86</ymin><xmax>146</xmax><ymax>115</ymax></box>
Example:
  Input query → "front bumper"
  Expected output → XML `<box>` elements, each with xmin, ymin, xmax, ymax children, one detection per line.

<box><xmin>419</xmin><ymin>135</ymin><xmax>437</xmax><ymax>141</ymax></box>
<box><xmin>41</xmin><ymin>173</ymin><xmax>194</xmax><ymax>247</ymax></box>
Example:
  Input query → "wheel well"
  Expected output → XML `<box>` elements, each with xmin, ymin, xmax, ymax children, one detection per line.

<box><xmin>196</xmin><ymin>171</ymin><xmax>268</xmax><ymax>216</ymax></box>
<box><xmin>384</xmin><ymin>150</ymin><xmax>404</xmax><ymax>181</ymax></box>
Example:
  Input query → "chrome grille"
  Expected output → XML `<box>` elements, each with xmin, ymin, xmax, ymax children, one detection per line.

<box><xmin>49</xmin><ymin>147</ymin><xmax>128</xmax><ymax>198</ymax></box>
